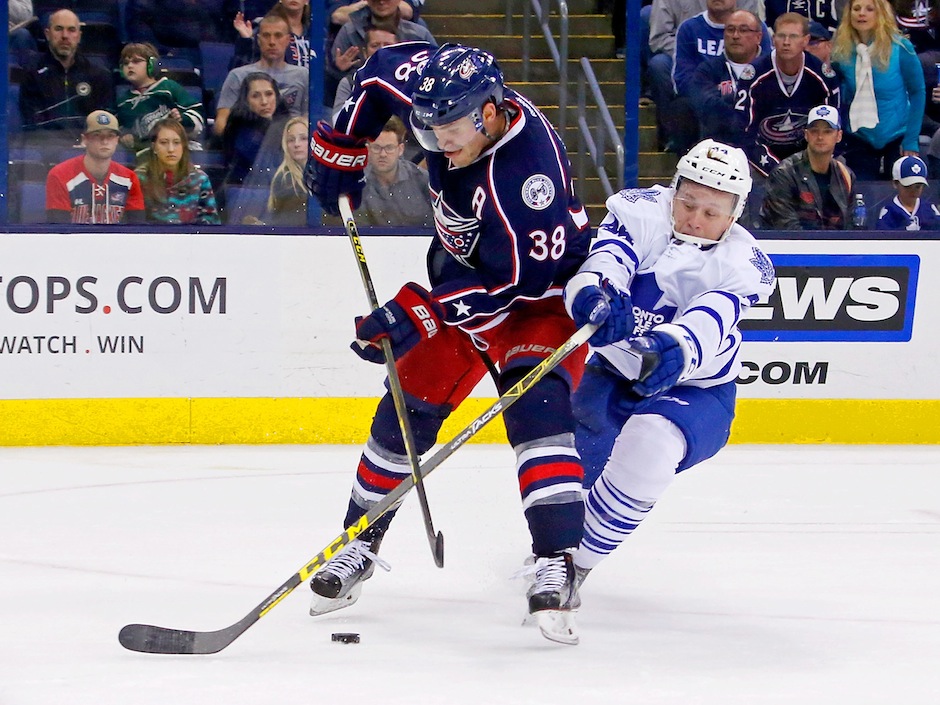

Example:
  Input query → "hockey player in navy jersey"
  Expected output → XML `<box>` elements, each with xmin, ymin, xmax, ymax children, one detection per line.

<box><xmin>562</xmin><ymin>140</ymin><xmax>776</xmax><ymax>585</ymax></box>
<box><xmin>877</xmin><ymin>155</ymin><xmax>940</xmax><ymax>230</ymax></box>
<box><xmin>304</xmin><ymin>42</ymin><xmax>592</xmax><ymax>644</ymax></box>
<box><xmin>737</xmin><ymin>13</ymin><xmax>841</xmax><ymax>174</ymax></box>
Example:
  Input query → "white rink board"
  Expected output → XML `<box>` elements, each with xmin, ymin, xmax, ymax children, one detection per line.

<box><xmin>0</xmin><ymin>232</ymin><xmax>935</xmax><ymax>400</ymax></box>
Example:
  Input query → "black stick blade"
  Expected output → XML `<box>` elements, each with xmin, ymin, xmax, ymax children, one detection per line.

<box><xmin>433</xmin><ymin>531</ymin><xmax>444</xmax><ymax>568</ymax></box>
<box><xmin>119</xmin><ymin>624</ymin><xmax>198</xmax><ymax>654</ymax></box>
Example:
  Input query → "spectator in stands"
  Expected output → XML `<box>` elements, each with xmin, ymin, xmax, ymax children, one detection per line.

<box><xmin>807</xmin><ymin>20</ymin><xmax>836</xmax><ymax>66</ymax></box>
<box><xmin>126</xmin><ymin>0</ymin><xmax>221</xmax><ymax>68</ymax></box>
<box><xmin>135</xmin><ymin>118</ymin><xmax>220</xmax><ymax>224</ymax></box>
<box><xmin>760</xmin><ymin>104</ymin><xmax>857</xmax><ymax>229</ymax></box>
<box><xmin>223</xmin><ymin>0</ymin><xmax>272</xmax><ymax>41</ymax></box>
<box><xmin>358</xmin><ymin>116</ymin><xmax>433</xmax><ymax>227</ymax></box>
<box><xmin>894</xmin><ymin>0</ymin><xmax>940</xmax><ymax>56</ymax></box>
<box><xmin>232</xmin><ymin>0</ymin><xmax>312</xmax><ymax>68</ymax></box>
<box><xmin>831</xmin><ymin>0</ymin><xmax>925</xmax><ymax>179</ymax></box>
<box><xmin>214</xmin><ymin>13</ymin><xmax>308</xmax><ymax>136</ymax></box>
<box><xmin>661</xmin><ymin>0</ymin><xmax>770</xmax><ymax>152</ymax></box>
<box><xmin>327</xmin><ymin>0</ymin><xmax>436</xmax><ymax>107</ymax></box>
<box><xmin>647</xmin><ymin>0</ymin><xmax>765</xmax><ymax>148</ymax></box>
<box><xmin>875</xmin><ymin>154</ymin><xmax>940</xmax><ymax>228</ymax></box>
<box><xmin>115</xmin><ymin>43</ymin><xmax>206</xmax><ymax>159</ymax></box>
<box><xmin>765</xmin><ymin>0</ymin><xmax>841</xmax><ymax>36</ymax></box>
<box><xmin>9</xmin><ymin>0</ymin><xmax>37</xmax><ymax>63</ymax></box>
<box><xmin>18</xmin><ymin>9</ymin><xmax>115</xmax><ymax>147</ymax></box>
<box><xmin>738</xmin><ymin>13</ymin><xmax>842</xmax><ymax>175</ymax></box>
<box><xmin>333</xmin><ymin>25</ymin><xmax>398</xmax><ymax>115</ymax></box>
<box><xmin>329</xmin><ymin>0</ymin><xmax>421</xmax><ymax>31</ymax></box>
<box><xmin>688</xmin><ymin>9</ymin><xmax>765</xmax><ymax>148</ymax></box>
<box><xmin>674</xmin><ymin>0</ymin><xmax>771</xmax><ymax>98</ymax></box>
<box><xmin>222</xmin><ymin>72</ymin><xmax>289</xmax><ymax>189</ymax></box>
<box><xmin>45</xmin><ymin>110</ymin><xmax>146</xmax><ymax>224</ymax></box>
<box><xmin>264</xmin><ymin>116</ymin><xmax>310</xmax><ymax>225</ymax></box>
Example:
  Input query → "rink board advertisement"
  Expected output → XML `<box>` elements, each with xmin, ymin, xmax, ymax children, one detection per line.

<box><xmin>0</xmin><ymin>233</ymin><xmax>938</xmax><ymax>445</ymax></box>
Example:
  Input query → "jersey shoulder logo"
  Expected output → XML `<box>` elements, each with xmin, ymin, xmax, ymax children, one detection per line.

<box><xmin>822</xmin><ymin>62</ymin><xmax>836</xmax><ymax>78</ymax></box>
<box><xmin>617</xmin><ymin>188</ymin><xmax>660</xmax><ymax>204</ymax></box>
<box><xmin>521</xmin><ymin>174</ymin><xmax>555</xmax><ymax>210</ymax></box>
<box><xmin>750</xmin><ymin>247</ymin><xmax>775</xmax><ymax>286</ymax></box>
<box><xmin>739</xmin><ymin>64</ymin><xmax>755</xmax><ymax>81</ymax></box>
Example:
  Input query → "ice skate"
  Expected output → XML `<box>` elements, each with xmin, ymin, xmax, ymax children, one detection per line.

<box><xmin>309</xmin><ymin>537</ymin><xmax>389</xmax><ymax>617</ymax></box>
<box><xmin>518</xmin><ymin>550</ymin><xmax>581</xmax><ymax>645</ymax></box>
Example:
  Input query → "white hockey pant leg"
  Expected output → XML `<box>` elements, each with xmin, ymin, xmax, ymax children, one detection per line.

<box><xmin>575</xmin><ymin>413</ymin><xmax>686</xmax><ymax>570</ymax></box>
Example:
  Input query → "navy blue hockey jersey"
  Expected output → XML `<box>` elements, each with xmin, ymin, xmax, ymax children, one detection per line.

<box><xmin>764</xmin><ymin>0</ymin><xmax>840</xmax><ymax>35</ymax></box>
<box><xmin>332</xmin><ymin>42</ymin><xmax>591</xmax><ymax>334</ymax></box>
<box><xmin>737</xmin><ymin>50</ymin><xmax>841</xmax><ymax>174</ymax></box>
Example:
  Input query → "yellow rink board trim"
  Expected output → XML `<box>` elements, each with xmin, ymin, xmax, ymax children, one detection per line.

<box><xmin>1</xmin><ymin>398</ymin><xmax>939</xmax><ymax>446</ymax></box>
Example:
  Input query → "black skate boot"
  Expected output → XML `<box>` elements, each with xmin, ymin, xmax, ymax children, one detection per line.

<box><xmin>525</xmin><ymin>550</ymin><xmax>580</xmax><ymax>645</ymax></box>
<box><xmin>309</xmin><ymin>537</ymin><xmax>389</xmax><ymax>617</ymax></box>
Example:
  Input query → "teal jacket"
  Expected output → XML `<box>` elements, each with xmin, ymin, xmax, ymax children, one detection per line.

<box><xmin>834</xmin><ymin>37</ymin><xmax>925</xmax><ymax>151</ymax></box>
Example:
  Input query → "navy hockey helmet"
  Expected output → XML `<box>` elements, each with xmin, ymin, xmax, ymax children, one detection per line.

<box><xmin>411</xmin><ymin>43</ymin><xmax>505</xmax><ymax>128</ymax></box>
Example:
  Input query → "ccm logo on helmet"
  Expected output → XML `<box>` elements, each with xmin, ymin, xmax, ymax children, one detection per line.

<box><xmin>313</xmin><ymin>143</ymin><xmax>368</xmax><ymax>171</ymax></box>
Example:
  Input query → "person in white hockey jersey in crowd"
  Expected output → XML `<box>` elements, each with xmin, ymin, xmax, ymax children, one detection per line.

<box><xmin>876</xmin><ymin>155</ymin><xmax>940</xmax><ymax>230</ymax></box>
<box><xmin>562</xmin><ymin>140</ymin><xmax>776</xmax><ymax>584</ymax></box>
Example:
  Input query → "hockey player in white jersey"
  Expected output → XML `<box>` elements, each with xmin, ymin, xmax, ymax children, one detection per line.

<box><xmin>563</xmin><ymin>139</ymin><xmax>776</xmax><ymax>582</ymax></box>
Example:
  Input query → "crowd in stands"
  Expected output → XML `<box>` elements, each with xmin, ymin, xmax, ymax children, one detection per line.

<box><xmin>6</xmin><ymin>0</ymin><xmax>436</xmax><ymax>227</ymax></box>
<box><xmin>7</xmin><ymin>0</ymin><xmax>940</xmax><ymax>231</ymax></box>
<box><xmin>631</xmin><ymin>0</ymin><xmax>940</xmax><ymax>230</ymax></box>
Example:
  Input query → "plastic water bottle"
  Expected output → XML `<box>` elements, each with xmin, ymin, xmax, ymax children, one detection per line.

<box><xmin>852</xmin><ymin>193</ymin><xmax>867</xmax><ymax>229</ymax></box>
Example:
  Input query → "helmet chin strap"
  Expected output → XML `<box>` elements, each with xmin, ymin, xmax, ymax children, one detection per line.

<box><xmin>475</xmin><ymin>104</ymin><xmax>507</xmax><ymax>142</ymax></box>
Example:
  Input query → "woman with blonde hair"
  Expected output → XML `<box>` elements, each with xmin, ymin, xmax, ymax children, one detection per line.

<box><xmin>831</xmin><ymin>0</ymin><xmax>925</xmax><ymax>180</ymax></box>
<box><xmin>135</xmin><ymin>119</ymin><xmax>220</xmax><ymax>224</ymax></box>
<box><xmin>266</xmin><ymin>115</ymin><xmax>309</xmax><ymax>225</ymax></box>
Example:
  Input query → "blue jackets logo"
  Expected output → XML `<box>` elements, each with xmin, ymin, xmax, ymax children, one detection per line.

<box><xmin>740</xmin><ymin>254</ymin><xmax>919</xmax><ymax>342</ymax></box>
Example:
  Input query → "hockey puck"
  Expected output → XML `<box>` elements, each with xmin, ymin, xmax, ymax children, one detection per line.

<box><xmin>331</xmin><ymin>632</ymin><xmax>360</xmax><ymax>644</ymax></box>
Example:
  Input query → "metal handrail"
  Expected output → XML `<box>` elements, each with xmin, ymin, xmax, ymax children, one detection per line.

<box><xmin>576</xmin><ymin>56</ymin><xmax>624</xmax><ymax>200</ymax></box>
<box><xmin>505</xmin><ymin>0</ymin><xmax>568</xmax><ymax>135</ymax></box>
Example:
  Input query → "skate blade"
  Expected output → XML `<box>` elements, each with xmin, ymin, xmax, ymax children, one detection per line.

<box><xmin>535</xmin><ymin>610</ymin><xmax>579</xmax><ymax>645</ymax></box>
<box><xmin>309</xmin><ymin>583</ymin><xmax>363</xmax><ymax>617</ymax></box>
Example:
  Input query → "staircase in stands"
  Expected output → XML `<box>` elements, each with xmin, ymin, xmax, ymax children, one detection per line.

<box><xmin>422</xmin><ymin>0</ymin><xmax>676</xmax><ymax>224</ymax></box>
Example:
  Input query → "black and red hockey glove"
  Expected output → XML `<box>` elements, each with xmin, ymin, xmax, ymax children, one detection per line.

<box><xmin>351</xmin><ymin>283</ymin><xmax>445</xmax><ymax>363</ymax></box>
<box><xmin>303</xmin><ymin>120</ymin><xmax>368</xmax><ymax>216</ymax></box>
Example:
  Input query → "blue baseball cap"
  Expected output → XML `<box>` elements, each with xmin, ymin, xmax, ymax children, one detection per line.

<box><xmin>892</xmin><ymin>155</ymin><xmax>929</xmax><ymax>186</ymax></box>
<box><xmin>808</xmin><ymin>21</ymin><xmax>832</xmax><ymax>41</ymax></box>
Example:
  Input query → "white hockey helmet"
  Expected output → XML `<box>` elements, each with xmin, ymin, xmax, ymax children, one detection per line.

<box><xmin>670</xmin><ymin>139</ymin><xmax>752</xmax><ymax>243</ymax></box>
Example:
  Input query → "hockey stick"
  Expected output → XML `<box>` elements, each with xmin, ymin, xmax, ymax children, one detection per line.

<box><xmin>118</xmin><ymin>321</ymin><xmax>597</xmax><ymax>655</ymax></box>
<box><xmin>338</xmin><ymin>194</ymin><xmax>444</xmax><ymax>568</ymax></box>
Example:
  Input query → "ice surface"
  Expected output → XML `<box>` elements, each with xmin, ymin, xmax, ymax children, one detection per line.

<box><xmin>1</xmin><ymin>444</ymin><xmax>938</xmax><ymax>704</ymax></box>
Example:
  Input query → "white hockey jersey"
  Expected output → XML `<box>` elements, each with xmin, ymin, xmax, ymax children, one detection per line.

<box><xmin>582</xmin><ymin>185</ymin><xmax>776</xmax><ymax>387</ymax></box>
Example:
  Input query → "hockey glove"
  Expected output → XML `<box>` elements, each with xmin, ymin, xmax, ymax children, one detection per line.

<box><xmin>630</xmin><ymin>331</ymin><xmax>685</xmax><ymax>397</ymax></box>
<box><xmin>351</xmin><ymin>282</ymin><xmax>445</xmax><ymax>363</ymax></box>
<box><xmin>304</xmin><ymin>120</ymin><xmax>368</xmax><ymax>216</ymax></box>
<box><xmin>569</xmin><ymin>278</ymin><xmax>635</xmax><ymax>347</ymax></box>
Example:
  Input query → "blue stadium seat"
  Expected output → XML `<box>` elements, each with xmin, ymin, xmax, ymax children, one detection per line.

<box><xmin>9</xmin><ymin>160</ymin><xmax>49</xmax><ymax>182</ymax></box>
<box><xmin>199</xmin><ymin>41</ymin><xmax>235</xmax><ymax>94</ymax></box>
<box><xmin>9</xmin><ymin>147</ymin><xmax>43</xmax><ymax>163</ymax></box>
<box><xmin>19</xmin><ymin>181</ymin><xmax>47</xmax><ymax>224</ymax></box>
<box><xmin>224</xmin><ymin>185</ymin><xmax>268</xmax><ymax>224</ymax></box>
<box><xmin>8</xmin><ymin>83</ymin><xmax>22</xmax><ymax>134</ymax></box>
<box><xmin>193</xmin><ymin>149</ymin><xmax>225</xmax><ymax>168</ymax></box>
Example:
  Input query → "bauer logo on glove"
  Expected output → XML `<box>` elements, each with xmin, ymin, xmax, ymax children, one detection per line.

<box><xmin>411</xmin><ymin>305</ymin><xmax>439</xmax><ymax>338</ymax></box>
<box><xmin>312</xmin><ymin>141</ymin><xmax>368</xmax><ymax>170</ymax></box>
<box><xmin>351</xmin><ymin>283</ymin><xmax>445</xmax><ymax>363</ymax></box>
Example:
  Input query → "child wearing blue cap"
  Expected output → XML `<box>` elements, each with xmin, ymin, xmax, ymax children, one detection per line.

<box><xmin>876</xmin><ymin>155</ymin><xmax>940</xmax><ymax>230</ymax></box>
